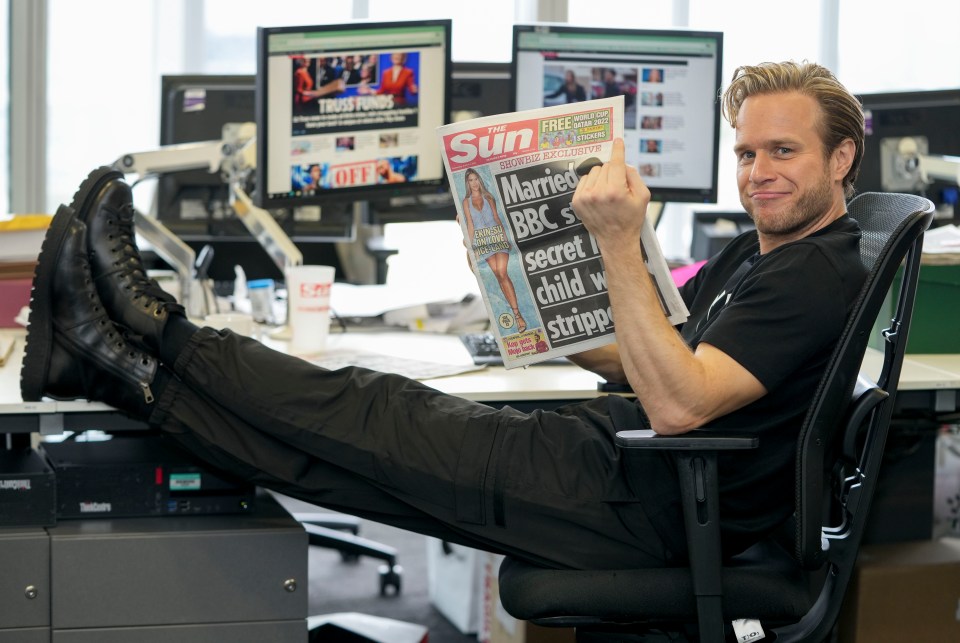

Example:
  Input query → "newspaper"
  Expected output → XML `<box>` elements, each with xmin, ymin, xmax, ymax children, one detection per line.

<box><xmin>437</xmin><ymin>96</ymin><xmax>687</xmax><ymax>368</ymax></box>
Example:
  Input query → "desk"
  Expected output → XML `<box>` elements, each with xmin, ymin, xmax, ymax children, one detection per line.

<box><xmin>861</xmin><ymin>348</ymin><xmax>960</xmax><ymax>414</ymax></box>
<box><xmin>4</xmin><ymin>327</ymin><xmax>959</xmax><ymax>423</ymax></box>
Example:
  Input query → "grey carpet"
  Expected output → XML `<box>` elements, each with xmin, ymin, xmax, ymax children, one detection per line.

<box><xmin>274</xmin><ymin>493</ymin><xmax>479</xmax><ymax>643</ymax></box>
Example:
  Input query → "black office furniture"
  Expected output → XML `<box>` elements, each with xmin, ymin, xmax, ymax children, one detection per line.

<box><xmin>497</xmin><ymin>192</ymin><xmax>935</xmax><ymax>642</ymax></box>
<box><xmin>690</xmin><ymin>209</ymin><xmax>755</xmax><ymax>261</ymax></box>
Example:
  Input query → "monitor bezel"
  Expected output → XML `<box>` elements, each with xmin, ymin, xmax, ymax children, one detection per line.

<box><xmin>254</xmin><ymin>19</ymin><xmax>453</xmax><ymax>210</ymax></box>
<box><xmin>857</xmin><ymin>87</ymin><xmax>960</xmax><ymax>111</ymax></box>
<box><xmin>509</xmin><ymin>23</ymin><xmax>723</xmax><ymax>205</ymax></box>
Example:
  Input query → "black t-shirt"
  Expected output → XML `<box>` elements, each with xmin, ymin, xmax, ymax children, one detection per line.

<box><xmin>623</xmin><ymin>215</ymin><xmax>867</xmax><ymax>560</ymax></box>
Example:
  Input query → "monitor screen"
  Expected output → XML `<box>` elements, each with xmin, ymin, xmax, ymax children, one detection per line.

<box><xmin>255</xmin><ymin>20</ymin><xmax>452</xmax><ymax>209</ymax></box>
<box><xmin>857</xmin><ymin>89</ymin><xmax>960</xmax><ymax>220</ymax></box>
<box><xmin>511</xmin><ymin>24</ymin><xmax>722</xmax><ymax>204</ymax></box>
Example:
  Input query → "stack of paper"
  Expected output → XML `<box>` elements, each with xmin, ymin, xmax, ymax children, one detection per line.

<box><xmin>922</xmin><ymin>224</ymin><xmax>960</xmax><ymax>265</ymax></box>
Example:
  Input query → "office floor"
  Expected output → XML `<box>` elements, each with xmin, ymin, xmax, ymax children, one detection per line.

<box><xmin>275</xmin><ymin>494</ymin><xmax>478</xmax><ymax>643</ymax></box>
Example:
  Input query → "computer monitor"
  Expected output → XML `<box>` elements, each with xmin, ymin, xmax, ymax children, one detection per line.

<box><xmin>156</xmin><ymin>74</ymin><xmax>354</xmax><ymax>283</ymax></box>
<box><xmin>690</xmin><ymin>210</ymin><xmax>754</xmax><ymax>262</ymax></box>
<box><xmin>856</xmin><ymin>88</ymin><xmax>960</xmax><ymax>221</ymax></box>
<box><xmin>450</xmin><ymin>61</ymin><xmax>512</xmax><ymax>123</ymax></box>
<box><xmin>255</xmin><ymin>19</ymin><xmax>453</xmax><ymax>210</ymax></box>
<box><xmin>511</xmin><ymin>24</ymin><xmax>723</xmax><ymax>204</ymax></box>
<box><xmin>158</xmin><ymin>75</ymin><xmax>256</xmax><ymax>236</ymax></box>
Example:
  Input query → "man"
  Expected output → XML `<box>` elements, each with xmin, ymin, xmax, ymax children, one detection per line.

<box><xmin>602</xmin><ymin>68</ymin><xmax>635</xmax><ymax>108</ymax></box>
<box><xmin>20</xmin><ymin>61</ymin><xmax>866</xmax><ymax>571</ymax></box>
<box><xmin>339</xmin><ymin>55</ymin><xmax>361</xmax><ymax>86</ymax></box>
<box><xmin>316</xmin><ymin>57</ymin><xmax>336</xmax><ymax>88</ymax></box>
<box><xmin>601</xmin><ymin>68</ymin><xmax>621</xmax><ymax>99</ymax></box>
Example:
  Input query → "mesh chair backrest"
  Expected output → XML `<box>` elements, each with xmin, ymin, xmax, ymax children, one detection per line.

<box><xmin>792</xmin><ymin>192</ymin><xmax>933</xmax><ymax>569</ymax></box>
<box><xmin>855</xmin><ymin>193</ymin><xmax>930</xmax><ymax>270</ymax></box>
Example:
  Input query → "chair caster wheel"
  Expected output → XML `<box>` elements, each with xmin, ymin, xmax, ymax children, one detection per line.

<box><xmin>378</xmin><ymin>563</ymin><xmax>402</xmax><ymax>596</ymax></box>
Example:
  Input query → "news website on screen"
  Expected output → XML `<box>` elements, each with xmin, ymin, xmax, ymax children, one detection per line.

<box><xmin>263</xmin><ymin>23</ymin><xmax>448</xmax><ymax>200</ymax></box>
<box><xmin>514</xmin><ymin>27</ymin><xmax>720</xmax><ymax>198</ymax></box>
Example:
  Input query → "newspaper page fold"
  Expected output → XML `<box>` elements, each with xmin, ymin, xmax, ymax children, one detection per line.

<box><xmin>438</xmin><ymin>96</ymin><xmax>687</xmax><ymax>368</ymax></box>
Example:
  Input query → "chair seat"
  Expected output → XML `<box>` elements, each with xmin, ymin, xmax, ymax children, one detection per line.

<box><xmin>498</xmin><ymin>541</ymin><xmax>818</xmax><ymax>627</ymax></box>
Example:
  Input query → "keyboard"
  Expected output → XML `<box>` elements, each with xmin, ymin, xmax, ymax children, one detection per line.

<box><xmin>459</xmin><ymin>332</ymin><xmax>569</xmax><ymax>366</ymax></box>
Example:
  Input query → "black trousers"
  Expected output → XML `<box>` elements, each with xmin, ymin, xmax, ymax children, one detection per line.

<box><xmin>148</xmin><ymin>328</ymin><xmax>671</xmax><ymax>570</ymax></box>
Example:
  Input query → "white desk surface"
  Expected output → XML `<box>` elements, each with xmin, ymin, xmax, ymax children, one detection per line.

<box><xmin>0</xmin><ymin>327</ymin><xmax>603</xmax><ymax>415</ymax></box>
<box><xmin>3</xmin><ymin>326</ymin><xmax>960</xmax><ymax>416</ymax></box>
<box><xmin>861</xmin><ymin>348</ymin><xmax>960</xmax><ymax>391</ymax></box>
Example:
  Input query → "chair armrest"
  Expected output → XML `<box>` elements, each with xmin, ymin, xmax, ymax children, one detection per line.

<box><xmin>616</xmin><ymin>428</ymin><xmax>759</xmax><ymax>450</ymax></box>
<box><xmin>613</xmin><ymin>428</ymin><xmax>756</xmax><ymax>643</ymax></box>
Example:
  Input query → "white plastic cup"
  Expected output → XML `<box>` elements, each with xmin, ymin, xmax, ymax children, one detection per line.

<box><xmin>285</xmin><ymin>265</ymin><xmax>335</xmax><ymax>355</ymax></box>
<box><xmin>204</xmin><ymin>312</ymin><xmax>257</xmax><ymax>339</ymax></box>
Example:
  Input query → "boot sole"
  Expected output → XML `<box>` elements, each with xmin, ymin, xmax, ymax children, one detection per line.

<box><xmin>69</xmin><ymin>165</ymin><xmax>125</xmax><ymax>224</ymax></box>
<box><xmin>20</xmin><ymin>207</ymin><xmax>77</xmax><ymax>401</ymax></box>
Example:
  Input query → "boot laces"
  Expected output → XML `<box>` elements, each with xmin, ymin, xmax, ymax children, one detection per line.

<box><xmin>110</xmin><ymin>205</ymin><xmax>185</xmax><ymax>316</ymax></box>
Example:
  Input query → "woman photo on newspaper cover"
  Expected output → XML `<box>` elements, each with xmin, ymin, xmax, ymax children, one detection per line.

<box><xmin>461</xmin><ymin>168</ymin><xmax>528</xmax><ymax>334</ymax></box>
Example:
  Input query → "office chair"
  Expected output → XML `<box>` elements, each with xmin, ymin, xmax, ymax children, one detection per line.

<box><xmin>497</xmin><ymin>192</ymin><xmax>935</xmax><ymax>643</ymax></box>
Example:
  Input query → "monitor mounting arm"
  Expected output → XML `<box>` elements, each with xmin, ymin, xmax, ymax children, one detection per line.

<box><xmin>111</xmin><ymin>123</ymin><xmax>303</xmax><ymax>316</ymax></box>
<box><xmin>881</xmin><ymin>136</ymin><xmax>960</xmax><ymax>192</ymax></box>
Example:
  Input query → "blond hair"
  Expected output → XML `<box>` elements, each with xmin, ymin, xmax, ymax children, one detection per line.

<box><xmin>721</xmin><ymin>61</ymin><xmax>864</xmax><ymax>199</ymax></box>
<box><xmin>464</xmin><ymin>168</ymin><xmax>494</xmax><ymax>201</ymax></box>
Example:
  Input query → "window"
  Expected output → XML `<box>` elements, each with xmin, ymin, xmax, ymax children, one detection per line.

<box><xmin>47</xmin><ymin>0</ymin><xmax>169</xmax><ymax>211</ymax></box>
<box><xmin>46</xmin><ymin>1</ymin><xmax>357</xmax><ymax>213</ymax></box>
<box><xmin>199</xmin><ymin>1</ymin><xmax>354</xmax><ymax>73</ymax></box>
<box><xmin>568</xmin><ymin>0</ymin><xmax>674</xmax><ymax>29</ymax></box>
<box><xmin>837</xmin><ymin>0</ymin><xmax>960</xmax><ymax>94</ymax></box>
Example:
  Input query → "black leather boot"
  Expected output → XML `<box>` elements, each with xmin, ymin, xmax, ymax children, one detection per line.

<box><xmin>70</xmin><ymin>166</ymin><xmax>184</xmax><ymax>352</ymax></box>
<box><xmin>20</xmin><ymin>205</ymin><xmax>158</xmax><ymax>417</ymax></box>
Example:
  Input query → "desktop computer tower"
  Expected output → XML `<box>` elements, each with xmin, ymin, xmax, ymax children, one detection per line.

<box><xmin>42</xmin><ymin>435</ymin><xmax>255</xmax><ymax>519</ymax></box>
